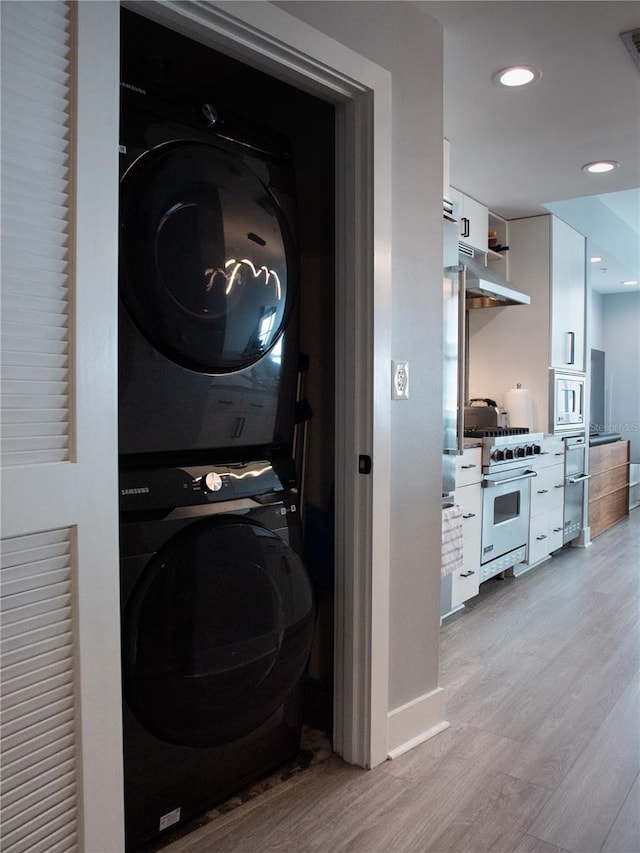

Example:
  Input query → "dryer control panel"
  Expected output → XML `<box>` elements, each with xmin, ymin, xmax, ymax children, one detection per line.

<box><xmin>119</xmin><ymin>459</ymin><xmax>294</xmax><ymax>511</ymax></box>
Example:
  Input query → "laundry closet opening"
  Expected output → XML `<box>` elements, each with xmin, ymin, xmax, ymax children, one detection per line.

<box><xmin>120</xmin><ymin>1</ymin><xmax>336</xmax><ymax>754</ymax></box>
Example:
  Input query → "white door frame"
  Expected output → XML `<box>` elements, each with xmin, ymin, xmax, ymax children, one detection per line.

<box><xmin>128</xmin><ymin>0</ymin><xmax>393</xmax><ymax>768</ymax></box>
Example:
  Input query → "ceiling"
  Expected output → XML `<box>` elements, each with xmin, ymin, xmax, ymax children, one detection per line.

<box><xmin>415</xmin><ymin>1</ymin><xmax>640</xmax><ymax>294</ymax></box>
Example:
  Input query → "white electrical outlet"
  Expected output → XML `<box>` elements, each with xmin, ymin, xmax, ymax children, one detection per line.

<box><xmin>392</xmin><ymin>360</ymin><xmax>409</xmax><ymax>400</ymax></box>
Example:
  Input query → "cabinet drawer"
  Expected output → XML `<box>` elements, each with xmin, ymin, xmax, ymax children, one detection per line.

<box><xmin>548</xmin><ymin>464</ymin><xmax>565</xmax><ymax>509</ymax></box>
<box><xmin>531</xmin><ymin>467</ymin><xmax>553</xmax><ymax>515</ymax></box>
<box><xmin>454</xmin><ymin>486</ymin><xmax>482</xmax><ymax>569</ymax></box>
<box><xmin>531</xmin><ymin>464</ymin><xmax>564</xmax><ymax>515</ymax></box>
<box><xmin>540</xmin><ymin>437</ymin><xmax>565</xmax><ymax>467</ymax></box>
<box><xmin>548</xmin><ymin>505</ymin><xmax>565</xmax><ymax>551</ymax></box>
<box><xmin>456</xmin><ymin>447</ymin><xmax>482</xmax><ymax>487</ymax></box>
<box><xmin>590</xmin><ymin>465</ymin><xmax>630</xmax><ymax>501</ymax></box>
<box><xmin>451</xmin><ymin>567</ymin><xmax>480</xmax><ymax>608</ymax></box>
<box><xmin>455</xmin><ymin>484</ymin><xmax>482</xmax><ymax>527</ymax></box>
<box><xmin>589</xmin><ymin>441</ymin><xmax>629</xmax><ymax>475</ymax></box>
<box><xmin>589</xmin><ymin>488</ymin><xmax>629</xmax><ymax>538</ymax></box>
<box><xmin>528</xmin><ymin>512</ymin><xmax>553</xmax><ymax>564</ymax></box>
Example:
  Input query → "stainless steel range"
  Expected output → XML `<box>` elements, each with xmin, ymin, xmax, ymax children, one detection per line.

<box><xmin>465</xmin><ymin>428</ymin><xmax>544</xmax><ymax>582</ymax></box>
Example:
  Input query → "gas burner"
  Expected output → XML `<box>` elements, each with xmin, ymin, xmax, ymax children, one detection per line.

<box><xmin>464</xmin><ymin>427</ymin><xmax>530</xmax><ymax>438</ymax></box>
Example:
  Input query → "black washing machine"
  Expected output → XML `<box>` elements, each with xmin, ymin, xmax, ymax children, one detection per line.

<box><xmin>118</xmin><ymin>87</ymin><xmax>300</xmax><ymax>464</ymax></box>
<box><xmin>119</xmin><ymin>459</ymin><xmax>314</xmax><ymax>849</ymax></box>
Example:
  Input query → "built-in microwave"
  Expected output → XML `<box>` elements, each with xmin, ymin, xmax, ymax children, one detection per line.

<box><xmin>550</xmin><ymin>369</ymin><xmax>586</xmax><ymax>434</ymax></box>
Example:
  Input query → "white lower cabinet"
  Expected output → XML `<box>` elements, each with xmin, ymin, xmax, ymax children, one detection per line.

<box><xmin>526</xmin><ymin>438</ymin><xmax>565</xmax><ymax>568</ymax></box>
<box><xmin>451</xmin><ymin>483</ymin><xmax>482</xmax><ymax>607</ymax></box>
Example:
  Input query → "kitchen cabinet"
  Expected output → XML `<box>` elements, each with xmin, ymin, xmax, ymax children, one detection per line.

<box><xmin>450</xmin><ymin>187</ymin><xmax>488</xmax><ymax>253</ymax></box>
<box><xmin>548</xmin><ymin>218</ymin><xmax>586</xmax><ymax>370</ymax></box>
<box><xmin>508</xmin><ymin>214</ymin><xmax>586</xmax><ymax>372</ymax></box>
<box><xmin>456</xmin><ymin>445</ymin><xmax>482</xmax><ymax>487</ymax></box>
<box><xmin>522</xmin><ymin>436</ymin><xmax>565</xmax><ymax>570</ymax></box>
<box><xmin>588</xmin><ymin>440</ymin><xmax>630</xmax><ymax>538</ymax></box>
<box><xmin>468</xmin><ymin>214</ymin><xmax>586</xmax><ymax>434</ymax></box>
<box><xmin>451</xmin><ymin>447</ymin><xmax>482</xmax><ymax>606</ymax></box>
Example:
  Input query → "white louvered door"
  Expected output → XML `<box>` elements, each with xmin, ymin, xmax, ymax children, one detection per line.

<box><xmin>1</xmin><ymin>530</ymin><xmax>78</xmax><ymax>853</ymax></box>
<box><xmin>1</xmin><ymin>0</ymin><xmax>72</xmax><ymax>468</ymax></box>
<box><xmin>1</xmin><ymin>3</ymin><xmax>123</xmax><ymax>850</ymax></box>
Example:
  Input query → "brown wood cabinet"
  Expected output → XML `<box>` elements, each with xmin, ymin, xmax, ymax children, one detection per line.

<box><xmin>588</xmin><ymin>440</ymin><xmax>630</xmax><ymax>538</ymax></box>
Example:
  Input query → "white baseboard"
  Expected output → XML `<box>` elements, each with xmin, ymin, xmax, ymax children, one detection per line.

<box><xmin>386</xmin><ymin>687</ymin><xmax>449</xmax><ymax>759</ymax></box>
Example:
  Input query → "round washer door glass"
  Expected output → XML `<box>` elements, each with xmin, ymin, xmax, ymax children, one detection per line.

<box><xmin>122</xmin><ymin>517</ymin><xmax>314</xmax><ymax>747</ymax></box>
<box><xmin>120</xmin><ymin>141</ymin><xmax>295</xmax><ymax>373</ymax></box>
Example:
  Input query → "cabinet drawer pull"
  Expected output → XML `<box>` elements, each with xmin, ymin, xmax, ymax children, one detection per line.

<box><xmin>554</xmin><ymin>484</ymin><xmax>564</xmax><ymax>489</ymax></box>
<box><xmin>462</xmin><ymin>512</ymin><xmax>476</xmax><ymax>519</ymax></box>
<box><xmin>461</xmin><ymin>216</ymin><xmax>470</xmax><ymax>239</ymax></box>
<box><xmin>536</xmin><ymin>534</ymin><xmax>547</xmax><ymax>541</ymax></box>
<box><xmin>553</xmin><ymin>527</ymin><xmax>563</xmax><ymax>533</ymax></box>
<box><xmin>537</xmin><ymin>489</ymin><xmax>549</xmax><ymax>494</ymax></box>
<box><xmin>555</xmin><ymin>451</ymin><xmax>564</xmax><ymax>456</ymax></box>
<box><xmin>461</xmin><ymin>463</ymin><xmax>477</xmax><ymax>469</ymax></box>
<box><xmin>459</xmin><ymin>570</ymin><xmax>475</xmax><ymax>577</ymax></box>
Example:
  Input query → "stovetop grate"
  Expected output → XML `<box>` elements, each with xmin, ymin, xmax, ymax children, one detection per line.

<box><xmin>464</xmin><ymin>427</ymin><xmax>530</xmax><ymax>438</ymax></box>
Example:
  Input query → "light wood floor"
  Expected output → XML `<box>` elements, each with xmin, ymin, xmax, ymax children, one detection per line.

<box><xmin>161</xmin><ymin>509</ymin><xmax>640</xmax><ymax>853</ymax></box>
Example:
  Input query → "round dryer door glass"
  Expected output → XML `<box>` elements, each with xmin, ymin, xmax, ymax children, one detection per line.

<box><xmin>120</xmin><ymin>141</ymin><xmax>296</xmax><ymax>373</ymax></box>
<box><xmin>121</xmin><ymin>516</ymin><xmax>314</xmax><ymax>747</ymax></box>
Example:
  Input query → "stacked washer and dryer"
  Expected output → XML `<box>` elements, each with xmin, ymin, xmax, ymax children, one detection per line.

<box><xmin>117</xmin><ymin>57</ymin><xmax>314</xmax><ymax>849</ymax></box>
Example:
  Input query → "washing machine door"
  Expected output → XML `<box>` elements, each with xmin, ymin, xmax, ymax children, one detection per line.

<box><xmin>119</xmin><ymin>141</ymin><xmax>296</xmax><ymax>374</ymax></box>
<box><xmin>121</xmin><ymin>516</ymin><xmax>314</xmax><ymax>747</ymax></box>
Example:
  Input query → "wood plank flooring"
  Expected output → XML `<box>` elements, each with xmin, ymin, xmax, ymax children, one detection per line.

<box><xmin>158</xmin><ymin>509</ymin><xmax>640</xmax><ymax>853</ymax></box>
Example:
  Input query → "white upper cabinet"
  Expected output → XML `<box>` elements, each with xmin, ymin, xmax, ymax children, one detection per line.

<box><xmin>508</xmin><ymin>214</ymin><xmax>586</xmax><ymax>373</ymax></box>
<box><xmin>549</xmin><ymin>216</ymin><xmax>586</xmax><ymax>371</ymax></box>
<box><xmin>450</xmin><ymin>187</ymin><xmax>488</xmax><ymax>253</ymax></box>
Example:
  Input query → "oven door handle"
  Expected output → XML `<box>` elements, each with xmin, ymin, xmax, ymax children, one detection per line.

<box><xmin>483</xmin><ymin>470</ymin><xmax>538</xmax><ymax>487</ymax></box>
<box><xmin>567</xmin><ymin>473</ymin><xmax>591</xmax><ymax>484</ymax></box>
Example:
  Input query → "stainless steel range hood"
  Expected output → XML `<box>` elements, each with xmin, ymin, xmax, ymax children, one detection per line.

<box><xmin>462</xmin><ymin>254</ymin><xmax>530</xmax><ymax>308</ymax></box>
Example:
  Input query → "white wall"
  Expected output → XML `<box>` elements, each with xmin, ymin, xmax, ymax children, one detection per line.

<box><xmin>601</xmin><ymin>291</ymin><xmax>640</xmax><ymax>463</ymax></box>
<box><xmin>590</xmin><ymin>289</ymin><xmax>604</xmax><ymax>351</ymax></box>
<box><xmin>278</xmin><ymin>2</ymin><xmax>445</xmax><ymax>710</ymax></box>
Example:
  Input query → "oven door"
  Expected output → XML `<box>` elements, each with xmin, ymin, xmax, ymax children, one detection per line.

<box><xmin>481</xmin><ymin>468</ymin><xmax>537</xmax><ymax>564</ymax></box>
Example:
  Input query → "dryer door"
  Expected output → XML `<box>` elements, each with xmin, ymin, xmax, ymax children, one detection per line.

<box><xmin>120</xmin><ymin>141</ymin><xmax>296</xmax><ymax>373</ymax></box>
<box><xmin>121</xmin><ymin>516</ymin><xmax>313</xmax><ymax>747</ymax></box>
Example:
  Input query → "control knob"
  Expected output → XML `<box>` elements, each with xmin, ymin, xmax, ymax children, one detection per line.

<box><xmin>203</xmin><ymin>471</ymin><xmax>223</xmax><ymax>493</ymax></box>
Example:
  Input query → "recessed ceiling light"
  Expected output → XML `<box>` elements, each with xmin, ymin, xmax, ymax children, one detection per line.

<box><xmin>622</xmin><ymin>280</ymin><xmax>638</xmax><ymax>286</ymax></box>
<box><xmin>590</xmin><ymin>256</ymin><xmax>603</xmax><ymax>263</ymax></box>
<box><xmin>493</xmin><ymin>66</ymin><xmax>541</xmax><ymax>87</ymax></box>
<box><xmin>582</xmin><ymin>160</ymin><xmax>619</xmax><ymax>174</ymax></box>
